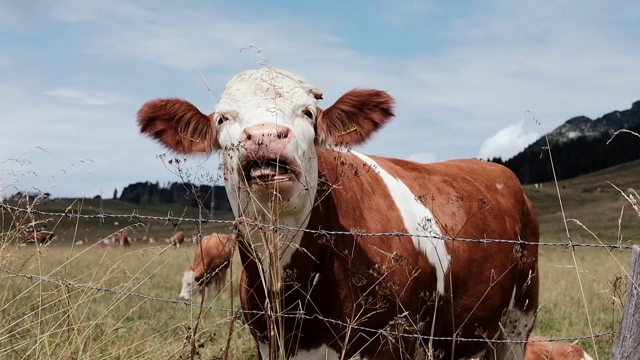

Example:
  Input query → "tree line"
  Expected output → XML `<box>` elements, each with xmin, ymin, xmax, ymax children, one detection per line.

<box><xmin>117</xmin><ymin>181</ymin><xmax>231</xmax><ymax>211</ymax></box>
<box><xmin>490</xmin><ymin>124</ymin><xmax>640</xmax><ymax>185</ymax></box>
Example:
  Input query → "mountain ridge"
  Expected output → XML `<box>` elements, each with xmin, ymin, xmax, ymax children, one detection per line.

<box><xmin>510</xmin><ymin>100</ymin><xmax>640</xmax><ymax>161</ymax></box>
<box><xmin>492</xmin><ymin>100</ymin><xmax>640</xmax><ymax>185</ymax></box>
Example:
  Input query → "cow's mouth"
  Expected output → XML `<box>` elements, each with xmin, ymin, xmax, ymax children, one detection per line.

<box><xmin>241</xmin><ymin>157</ymin><xmax>298</xmax><ymax>185</ymax></box>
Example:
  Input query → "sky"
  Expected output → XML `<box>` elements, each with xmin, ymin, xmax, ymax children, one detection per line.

<box><xmin>1</xmin><ymin>0</ymin><xmax>639</xmax><ymax>198</ymax></box>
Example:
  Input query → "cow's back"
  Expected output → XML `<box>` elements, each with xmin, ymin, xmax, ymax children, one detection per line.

<box><xmin>299</xmin><ymin>148</ymin><xmax>540</xmax><ymax>359</ymax></box>
<box><xmin>525</xmin><ymin>338</ymin><xmax>593</xmax><ymax>360</ymax></box>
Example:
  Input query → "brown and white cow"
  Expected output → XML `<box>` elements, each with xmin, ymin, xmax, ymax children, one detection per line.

<box><xmin>115</xmin><ymin>231</ymin><xmax>130</xmax><ymax>247</ymax></box>
<box><xmin>523</xmin><ymin>338</ymin><xmax>593</xmax><ymax>360</ymax></box>
<box><xmin>138</xmin><ymin>67</ymin><xmax>539</xmax><ymax>359</ymax></box>
<box><xmin>23</xmin><ymin>230</ymin><xmax>57</xmax><ymax>245</ymax></box>
<box><xmin>170</xmin><ymin>231</ymin><xmax>185</xmax><ymax>247</ymax></box>
<box><xmin>179</xmin><ymin>232</ymin><xmax>234</xmax><ymax>300</ymax></box>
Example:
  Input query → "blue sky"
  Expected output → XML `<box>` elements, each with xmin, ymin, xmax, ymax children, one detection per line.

<box><xmin>1</xmin><ymin>0</ymin><xmax>639</xmax><ymax>198</ymax></box>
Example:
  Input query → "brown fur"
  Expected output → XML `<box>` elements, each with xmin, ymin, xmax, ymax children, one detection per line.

<box><xmin>316</xmin><ymin>88</ymin><xmax>395</xmax><ymax>146</ymax></box>
<box><xmin>190</xmin><ymin>233</ymin><xmax>235</xmax><ymax>294</ymax></box>
<box><xmin>238</xmin><ymin>148</ymin><xmax>539</xmax><ymax>359</ymax></box>
<box><xmin>23</xmin><ymin>231</ymin><xmax>57</xmax><ymax>245</ymax></box>
<box><xmin>137</xmin><ymin>98</ymin><xmax>218</xmax><ymax>154</ymax></box>
<box><xmin>525</xmin><ymin>337</ymin><xmax>591</xmax><ymax>360</ymax></box>
<box><xmin>138</xmin><ymin>79</ymin><xmax>539</xmax><ymax>359</ymax></box>
<box><xmin>115</xmin><ymin>231</ymin><xmax>130</xmax><ymax>247</ymax></box>
<box><xmin>171</xmin><ymin>231</ymin><xmax>185</xmax><ymax>247</ymax></box>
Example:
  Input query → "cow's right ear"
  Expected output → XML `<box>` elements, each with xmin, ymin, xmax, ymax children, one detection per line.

<box><xmin>137</xmin><ymin>98</ymin><xmax>219</xmax><ymax>155</ymax></box>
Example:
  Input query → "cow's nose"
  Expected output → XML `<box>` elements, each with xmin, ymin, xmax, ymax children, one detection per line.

<box><xmin>242</xmin><ymin>123</ymin><xmax>292</xmax><ymax>143</ymax></box>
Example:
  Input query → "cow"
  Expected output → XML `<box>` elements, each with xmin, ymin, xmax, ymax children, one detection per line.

<box><xmin>137</xmin><ymin>66</ymin><xmax>540</xmax><ymax>359</ymax></box>
<box><xmin>22</xmin><ymin>230</ymin><xmax>57</xmax><ymax>245</ymax></box>
<box><xmin>170</xmin><ymin>231</ymin><xmax>185</xmax><ymax>247</ymax></box>
<box><xmin>179</xmin><ymin>232</ymin><xmax>234</xmax><ymax>300</ymax></box>
<box><xmin>523</xmin><ymin>338</ymin><xmax>593</xmax><ymax>360</ymax></box>
<box><xmin>115</xmin><ymin>231</ymin><xmax>130</xmax><ymax>247</ymax></box>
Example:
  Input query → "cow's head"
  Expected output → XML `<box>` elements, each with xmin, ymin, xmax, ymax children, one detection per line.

<box><xmin>139</xmin><ymin>67</ymin><xmax>394</xmax><ymax>284</ymax></box>
<box><xmin>178</xmin><ymin>270</ymin><xmax>196</xmax><ymax>299</ymax></box>
<box><xmin>138</xmin><ymin>67</ymin><xmax>394</xmax><ymax>223</ymax></box>
<box><xmin>178</xmin><ymin>269</ymin><xmax>209</xmax><ymax>300</ymax></box>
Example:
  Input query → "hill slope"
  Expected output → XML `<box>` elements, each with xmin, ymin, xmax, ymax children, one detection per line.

<box><xmin>524</xmin><ymin>159</ymin><xmax>640</xmax><ymax>243</ymax></box>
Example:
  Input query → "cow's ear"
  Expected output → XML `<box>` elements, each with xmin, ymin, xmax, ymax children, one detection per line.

<box><xmin>137</xmin><ymin>98</ymin><xmax>219</xmax><ymax>154</ymax></box>
<box><xmin>315</xmin><ymin>89</ymin><xmax>395</xmax><ymax>147</ymax></box>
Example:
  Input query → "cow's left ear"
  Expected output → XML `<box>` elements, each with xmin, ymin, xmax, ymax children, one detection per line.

<box><xmin>315</xmin><ymin>89</ymin><xmax>395</xmax><ymax>147</ymax></box>
<box><xmin>137</xmin><ymin>98</ymin><xmax>219</xmax><ymax>155</ymax></box>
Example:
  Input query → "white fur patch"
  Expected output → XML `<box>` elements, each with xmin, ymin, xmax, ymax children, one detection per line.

<box><xmin>216</xmin><ymin>67</ymin><xmax>321</xmax><ymax>291</ymax></box>
<box><xmin>351</xmin><ymin>151</ymin><xmax>450</xmax><ymax>294</ymax></box>
<box><xmin>258</xmin><ymin>343</ymin><xmax>345</xmax><ymax>360</ymax></box>
<box><xmin>179</xmin><ymin>270</ymin><xmax>195</xmax><ymax>299</ymax></box>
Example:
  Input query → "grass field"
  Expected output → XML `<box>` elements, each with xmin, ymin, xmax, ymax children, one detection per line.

<box><xmin>1</xmin><ymin>160</ymin><xmax>639</xmax><ymax>359</ymax></box>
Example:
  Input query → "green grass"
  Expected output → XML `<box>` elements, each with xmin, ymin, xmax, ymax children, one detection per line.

<box><xmin>522</xmin><ymin>159</ymin><xmax>640</xmax><ymax>359</ymax></box>
<box><xmin>0</xmin><ymin>242</ymin><xmax>256</xmax><ymax>359</ymax></box>
<box><xmin>524</xmin><ymin>159</ymin><xmax>640</xmax><ymax>243</ymax></box>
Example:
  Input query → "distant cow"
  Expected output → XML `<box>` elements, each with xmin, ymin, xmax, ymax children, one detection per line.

<box><xmin>524</xmin><ymin>337</ymin><xmax>593</xmax><ymax>360</ymax></box>
<box><xmin>115</xmin><ymin>231</ymin><xmax>130</xmax><ymax>247</ymax></box>
<box><xmin>179</xmin><ymin>233</ymin><xmax>234</xmax><ymax>300</ymax></box>
<box><xmin>170</xmin><ymin>231</ymin><xmax>185</xmax><ymax>247</ymax></box>
<box><xmin>23</xmin><ymin>231</ymin><xmax>57</xmax><ymax>245</ymax></box>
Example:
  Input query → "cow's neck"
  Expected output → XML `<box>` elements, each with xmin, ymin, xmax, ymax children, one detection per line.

<box><xmin>226</xmin><ymin>152</ymin><xmax>320</xmax><ymax>291</ymax></box>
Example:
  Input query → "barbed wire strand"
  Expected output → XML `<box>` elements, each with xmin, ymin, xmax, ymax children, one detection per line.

<box><xmin>0</xmin><ymin>266</ymin><xmax>617</xmax><ymax>344</ymax></box>
<box><xmin>1</xmin><ymin>204</ymin><xmax>634</xmax><ymax>250</ymax></box>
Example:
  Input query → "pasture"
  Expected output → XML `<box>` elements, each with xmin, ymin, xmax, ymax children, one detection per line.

<box><xmin>0</xmin><ymin>241</ymin><xmax>628</xmax><ymax>359</ymax></box>
<box><xmin>1</xmin><ymin>160</ymin><xmax>639</xmax><ymax>359</ymax></box>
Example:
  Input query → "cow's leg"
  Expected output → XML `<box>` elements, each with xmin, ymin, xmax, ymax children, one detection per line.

<box><xmin>480</xmin><ymin>307</ymin><xmax>534</xmax><ymax>359</ymax></box>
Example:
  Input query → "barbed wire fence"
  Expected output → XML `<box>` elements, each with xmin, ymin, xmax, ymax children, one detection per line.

<box><xmin>0</xmin><ymin>203</ymin><xmax>635</xmax><ymax>349</ymax></box>
<box><xmin>0</xmin><ymin>265</ymin><xmax>619</xmax><ymax>345</ymax></box>
<box><xmin>1</xmin><ymin>203</ymin><xmax>635</xmax><ymax>250</ymax></box>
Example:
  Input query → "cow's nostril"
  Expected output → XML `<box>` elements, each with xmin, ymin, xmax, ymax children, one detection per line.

<box><xmin>246</xmin><ymin>133</ymin><xmax>253</xmax><ymax>141</ymax></box>
<box><xmin>277</xmin><ymin>128</ymin><xmax>289</xmax><ymax>140</ymax></box>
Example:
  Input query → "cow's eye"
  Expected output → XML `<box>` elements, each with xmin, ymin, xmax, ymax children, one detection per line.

<box><xmin>302</xmin><ymin>109</ymin><xmax>314</xmax><ymax>120</ymax></box>
<box><xmin>216</xmin><ymin>115</ymin><xmax>228</xmax><ymax>126</ymax></box>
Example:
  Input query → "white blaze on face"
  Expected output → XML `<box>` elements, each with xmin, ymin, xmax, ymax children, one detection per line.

<box><xmin>214</xmin><ymin>68</ymin><xmax>322</xmax><ymax>288</ymax></box>
<box><xmin>179</xmin><ymin>270</ymin><xmax>195</xmax><ymax>299</ymax></box>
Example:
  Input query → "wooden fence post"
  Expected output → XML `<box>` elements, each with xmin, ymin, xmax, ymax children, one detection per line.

<box><xmin>611</xmin><ymin>245</ymin><xmax>640</xmax><ymax>360</ymax></box>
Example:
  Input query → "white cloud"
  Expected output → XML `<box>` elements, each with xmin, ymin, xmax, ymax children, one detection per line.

<box><xmin>2</xmin><ymin>0</ymin><xmax>640</xmax><ymax>198</ymax></box>
<box><xmin>44</xmin><ymin>88</ymin><xmax>129</xmax><ymax>106</ymax></box>
<box><xmin>478</xmin><ymin>120</ymin><xmax>541</xmax><ymax>160</ymax></box>
<box><xmin>407</xmin><ymin>152</ymin><xmax>437</xmax><ymax>164</ymax></box>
